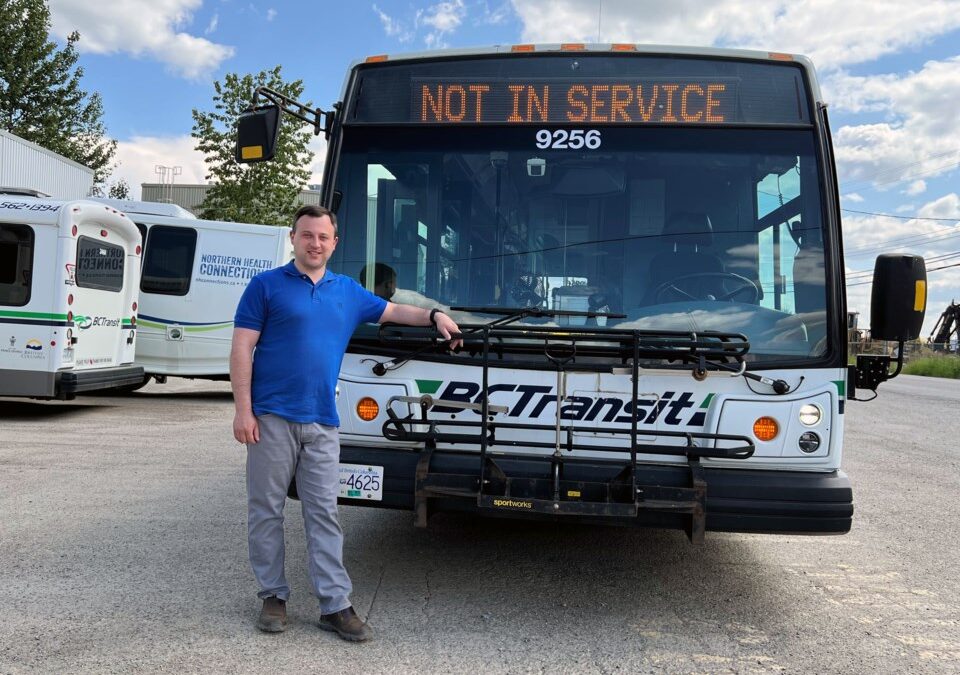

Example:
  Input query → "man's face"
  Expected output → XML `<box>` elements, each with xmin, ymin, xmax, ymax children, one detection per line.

<box><xmin>375</xmin><ymin>275</ymin><xmax>397</xmax><ymax>301</ymax></box>
<box><xmin>291</xmin><ymin>215</ymin><xmax>338</xmax><ymax>272</ymax></box>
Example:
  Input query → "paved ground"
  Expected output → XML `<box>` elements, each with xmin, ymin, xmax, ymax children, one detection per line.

<box><xmin>1</xmin><ymin>374</ymin><xmax>958</xmax><ymax>674</ymax></box>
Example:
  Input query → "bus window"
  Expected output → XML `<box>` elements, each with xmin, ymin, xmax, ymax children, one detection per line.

<box><xmin>76</xmin><ymin>236</ymin><xmax>125</xmax><ymax>292</ymax></box>
<box><xmin>0</xmin><ymin>224</ymin><xmax>33</xmax><ymax>306</ymax></box>
<box><xmin>141</xmin><ymin>226</ymin><xmax>197</xmax><ymax>295</ymax></box>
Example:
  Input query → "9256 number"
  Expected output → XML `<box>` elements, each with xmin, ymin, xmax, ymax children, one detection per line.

<box><xmin>535</xmin><ymin>129</ymin><xmax>601</xmax><ymax>150</ymax></box>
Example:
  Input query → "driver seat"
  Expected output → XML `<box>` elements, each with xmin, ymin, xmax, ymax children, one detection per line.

<box><xmin>644</xmin><ymin>212</ymin><xmax>723</xmax><ymax>303</ymax></box>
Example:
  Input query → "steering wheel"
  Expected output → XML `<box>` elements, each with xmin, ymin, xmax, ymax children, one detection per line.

<box><xmin>652</xmin><ymin>272</ymin><xmax>760</xmax><ymax>304</ymax></box>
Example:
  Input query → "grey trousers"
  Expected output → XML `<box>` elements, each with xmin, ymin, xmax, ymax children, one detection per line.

<box><xmin>246</xmin><ymin>413</ymin><xmax>352</xmax><ymax>614</ymax></box>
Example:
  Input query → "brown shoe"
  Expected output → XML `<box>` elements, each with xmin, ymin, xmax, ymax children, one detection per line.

<box><xmin>257</xmin><ymin>596</ymin><xmax>287</xmax><ymax>633</ymax></box>
<box><xmin>319</xmin><ymin>606</ymin><xmax>373</xmax><ymax>642</ymax></box>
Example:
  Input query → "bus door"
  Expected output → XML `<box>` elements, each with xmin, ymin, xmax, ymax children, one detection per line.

<box><xmin>71</xmin><ymin>221</ymin><xmax>136</xmax><ymax>371</ymax></box>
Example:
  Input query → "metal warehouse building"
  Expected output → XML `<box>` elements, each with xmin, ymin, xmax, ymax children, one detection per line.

<box><xmin>141</xmin><ymin>183</ymin><xmax>321</xmax><ymax>216</ymax></box>
<box><xmin>0</xmin><ymin>129</ymin><xmax>94</xmax><ymax>199</ymax></box>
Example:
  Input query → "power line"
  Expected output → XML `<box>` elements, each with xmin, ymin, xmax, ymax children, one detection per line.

<box><xmin>846</xmin><ymin>260</ymin><xmax>960</xmax><ymax>287</ymax></box>
<box><xmin>842</xmin><ymin>208</ymin><xmax>960</xmax><ymax>222</ymax></box>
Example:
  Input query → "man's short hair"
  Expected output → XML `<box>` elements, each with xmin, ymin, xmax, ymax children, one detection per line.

<box><xmin>292</xmin><ymin>204</ymin><xmax>337</xmax><ymax>236</ymax></box>
<box><xmin>358</xmin><ymin>263</ymin><xmax>397</xmax><ymax>288</ymax></box>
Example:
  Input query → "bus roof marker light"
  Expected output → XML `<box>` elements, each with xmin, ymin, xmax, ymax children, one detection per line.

<box><xmin>561</xmin><ymin>43</ymin><xmax>586</xmax><ymax>51</ymax></box>
<box><xmin>511</xmin><ymin>44</ymin><xmax>535</xmax><ymax>52</ymax></box>
<box><xmin>611</xmin><ymin>44</ymin><xmax>636</xmax><ymax>51</ymax></box>
<box><xmin>768</xmin><ymin>52</ymin><xmax>794</xmax><ymax>61</ymax></box>
<box><xmin>365</xmin><ymin>54</ymin><xmax>389</xmax><ymax>63</ymax></box>
<box><xmin>753</xmin><ymin>416</ymin><xmax>779</xmax><ymax>442</ymax></box>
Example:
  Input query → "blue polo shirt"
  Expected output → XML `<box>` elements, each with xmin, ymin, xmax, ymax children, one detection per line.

<box><xmin>234</xmin><ymin>261</ymin><xmax>387</xmax><ymax>425</ymax></box>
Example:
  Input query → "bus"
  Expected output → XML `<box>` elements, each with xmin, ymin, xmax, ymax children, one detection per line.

<box><xmin>89</xmin><ymin>199</ymin><xmax>292</xmax><ymax>390</ymax></box>
<box><xmin>0</xmin><ymin>196</ymin><xmax>143</xmax><ymax>399</ymax></box>
<box><xmin>237</xmin><ymin>45</ymin><xmax>926</xmax><ymax>541</ymax></box>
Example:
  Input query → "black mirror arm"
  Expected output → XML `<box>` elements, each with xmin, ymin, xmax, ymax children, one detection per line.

<box><xmin>250</xmin><ymin>86</ymin><xmax>332</xmax><ymax>137</ymax></box>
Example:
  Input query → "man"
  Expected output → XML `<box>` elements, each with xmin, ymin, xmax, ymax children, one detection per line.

<box><xmin>357</xmin><ymin>262</ymin><xmax>397</xmax><ymax>301</ymax></box>
<box><xmin>231</xmin><ymin>205</ymin><xmax>460</xmax><ymax>641</ymax></box>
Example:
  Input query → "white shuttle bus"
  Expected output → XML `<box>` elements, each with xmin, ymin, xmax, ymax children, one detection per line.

<box><xmin>89</xmin><ymin>200</ymin><xmax>292</xmax><ymax>388</ymax></box>
<box><xmin>0</xmin><ymin>196</ymin><xmax>143</xmax><ymax>399</ymax></box>
<box><xmin>238</xmin><ymin>45</ymin><xmax>927</xmax><ymax>540</ymax></box>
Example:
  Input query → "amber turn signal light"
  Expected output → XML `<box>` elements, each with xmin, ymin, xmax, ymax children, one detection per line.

<box><xmin>356</xmin><ymin>397</ymin><xmax>379</xmax><ymax>421</ymax></box>
<box><xmin>753</xmin><ymin>416</ymin><xmax>779</xmax><ymax>442</ymax></box>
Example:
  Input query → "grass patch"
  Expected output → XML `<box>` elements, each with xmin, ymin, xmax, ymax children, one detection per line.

<box><xmin>902</xmin><ymin>356</ymin><xmax>960</xmax><ymax>379</ymax></box>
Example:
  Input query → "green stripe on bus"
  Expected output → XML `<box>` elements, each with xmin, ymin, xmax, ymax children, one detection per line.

<box><xmin>833</xmin><ymin>379</ymin><xmax>846</xmax><ymax>397</ymax></box>
<box><xmin>0</xmin><ymin>310</ymin><xmax>69</xmax><ymax>320</ymax></box>
<box><xmin>699</xmin><ymin>393</ymin><xmax>715</xmax><ymax>409</ymax></box>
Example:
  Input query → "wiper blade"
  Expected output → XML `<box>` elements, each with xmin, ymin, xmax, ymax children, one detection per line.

<box><xmin>450</xmin><ymin>305</ymin><xmax>626</xmax><ymax>328</ymax></box>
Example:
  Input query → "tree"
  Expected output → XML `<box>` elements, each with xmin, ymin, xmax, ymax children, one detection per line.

<box><xmin>107</xmin><ymin>178</ymin><xmax>131</xmax><ymax>200</ymax></box>
<box><xmin>192</xmin><ymin>66</ymin><xmax>314</xmax><ymax>226</ymax></box>
<box><xmin>0</xmin><ymin>0</ymin><xmax>116</xmax><ymax>186</ymax></box>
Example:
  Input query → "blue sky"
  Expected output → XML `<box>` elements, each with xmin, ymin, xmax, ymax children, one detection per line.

<box><xmin>47</xmin><ymin>0</ymin><xmax>960</xmax><ymax>333</ymax></box>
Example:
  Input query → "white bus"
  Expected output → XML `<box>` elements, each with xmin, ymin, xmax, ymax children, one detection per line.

<box><xmin>89</xmin><ymin>200</ymin><xmax>292</xmax><ymax>388</ymax></box>
<box><xmin>0</xmin><ymin>196</ymin><xmax>143</xmax><ymax>399</ymax></box>
<box><xmin>238</xmin><ymin>45</ymin><xmax>926</xmax><ymax>540</ymax></box>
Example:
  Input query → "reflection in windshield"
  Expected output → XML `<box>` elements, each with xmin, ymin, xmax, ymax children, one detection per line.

<box><xmin>332</xmin><ymin>128</ymin><xmax>828</xmax><ymax>360</ymax></box>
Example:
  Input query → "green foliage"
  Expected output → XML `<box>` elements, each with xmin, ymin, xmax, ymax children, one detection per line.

<box><xmin>903</xmin><ymin>356</ymin><xmax>960</xmax><ymax>379</ymax></box>
<box><xmin>107</xmin><ymin>178</ymin><xmax>131</xmax><ymax>200</ymax></box>
<box><xmin>192</xmin><ymin>66</ymin><xmax>313</xmax><ymax>226</ymax></box>
<box><xmin>0</xmin><ymin>0</ymin><xmax>116</xmax><ymax>186</ymax></box>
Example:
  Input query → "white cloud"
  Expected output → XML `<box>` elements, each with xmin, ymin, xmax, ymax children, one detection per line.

<box><xmin>905</xmin><ymin>180</ymin><xmax>927</xmax><ymax>196</ymax></box>
<box><xmin>266</xmin><ymin>8</ymin><xmax>277</xmax><ymax>21</ymax></box>
<box><xmin>479</xmin><ymin>1</ymin><xmax>512</xmax><ymax>25</ymax></box>
<box><xmin>373</xmin><ymin>0</ymin><xmax>466</xmax><ymax>48</ymax></box>
<box><xmin>49</xmin><ymin>0</ymin><xmax>234</xmax><ymax>79</ymax></box>
<box><xmin>204</xmin><ymin>13</ymin><xmax>218</xmax><ymax>35</ymax></box>
<box><xmin>373</xmin><ymin>3</ymin><xmax>413</xmax><ymax>42</ymax></box>
<box><xmin>824</xmin><ymin>57</ymin><xmax>960</xmax><ymax>192</ymax></box>
<box><xmin>842</xmin><ymin>193</ymin><xmax>864</xmax><ymax>203</ymax></box>
<box><xmin>112</xmin><ymin>135</ymin><xmax>207</xmax><ymax>200</ymax></box>
<box><xmin>510</xmin><ymin>0</ymin><xmax>960</xmax><ymax>70</ymax></box>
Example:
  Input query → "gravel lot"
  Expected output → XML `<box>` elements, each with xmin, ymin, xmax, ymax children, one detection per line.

<box><xmin>1</xmin><ymin>374</ymin><xmax>958</xmax><ymax>674</ymax></box>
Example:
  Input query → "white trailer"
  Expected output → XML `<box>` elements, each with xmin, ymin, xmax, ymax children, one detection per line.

<box><xmin>90</xmin><ymin>200</ymin><xmax>292</xmax><ymax>387</ymax></box>
<box><xmin>0</xmin><ymin>196</ymin><xmax>143</xmax><ymax>399</ymax></box>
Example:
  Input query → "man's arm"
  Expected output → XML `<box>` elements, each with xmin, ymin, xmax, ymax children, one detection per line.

<box><xmin>379</xmin><ymin>303</ymin><xmax>462</xmax><ymax>350</ymax></box>
<box><xmin>230</xmin><ymin>327</ymin><xmax>262</xmax><ymax>443</ymax></box>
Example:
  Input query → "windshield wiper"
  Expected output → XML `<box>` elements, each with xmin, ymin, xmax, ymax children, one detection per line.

<box><xmin>366</xmin><ymin>306</ymin><xmax>627</xmax><ymax>375</ymax></box>
<box><xmin>450</xmin><ymin>305</ymin><xmax>626</xmax><ymax>328</ymax></box>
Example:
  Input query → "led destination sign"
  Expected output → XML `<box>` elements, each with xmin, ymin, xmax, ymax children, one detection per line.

<box><xmin>415</xmin><ymin>79</ymin><xmax>738</xmax><ymax>124</ymax></box>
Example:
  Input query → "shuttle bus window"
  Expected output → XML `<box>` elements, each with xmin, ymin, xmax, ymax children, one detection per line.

<box><xmin>141</xmin><ymin>226</ymin><xmax>197</xmax><ymax>295</ymax></box>
<box><xmin>0</xmin><ymin>224</ymin><xmax>34</xmax><ymax>306</ymax></box>
<box><xmin>76</xmin><ymin>235</ymin><xmax>125</xmax><ymax>292</ymax></box>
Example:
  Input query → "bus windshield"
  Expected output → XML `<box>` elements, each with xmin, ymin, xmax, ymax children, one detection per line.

<box><xmin>332</xmin><ymin>125</ymin><xmax>828</xmax><ymax>362</ymax></box>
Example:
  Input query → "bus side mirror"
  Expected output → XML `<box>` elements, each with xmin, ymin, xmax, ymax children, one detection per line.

<box><xmin>852</xmin><ymin>254</ymin><xmax>926</xmax><ymax>396</ymax></box>
<box><xmin>236</xmin><ymin>105</ymin><xmax>281</xmax><ymax>163</ymax></box>
<box><xmin>870</xmin><ymin>253</ymin><xmax>926</xmax><ymax>341</ymax></box>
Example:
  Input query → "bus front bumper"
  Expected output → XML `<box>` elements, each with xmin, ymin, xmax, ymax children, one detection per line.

<box><xmin>338</xmin><ymin>445</ymin><xmax>853</xmax><ymax>537</ymax></box>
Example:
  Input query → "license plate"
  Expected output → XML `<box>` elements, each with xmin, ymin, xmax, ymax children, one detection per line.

<box><xmin>338</xmin><ymin>463</ymin><xmax>383</xmax><ymax>501</ymax></box>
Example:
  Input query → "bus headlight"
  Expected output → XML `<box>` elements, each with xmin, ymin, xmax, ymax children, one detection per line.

<box><xmin>798</xmin><ymin>432</ymin><xmax>821</xmax><ymax>453</ymax></box>
<box><xmin>799</xmin><ymin>404</ymin><xmax>822</xmax><ymax>426</ymax></box>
